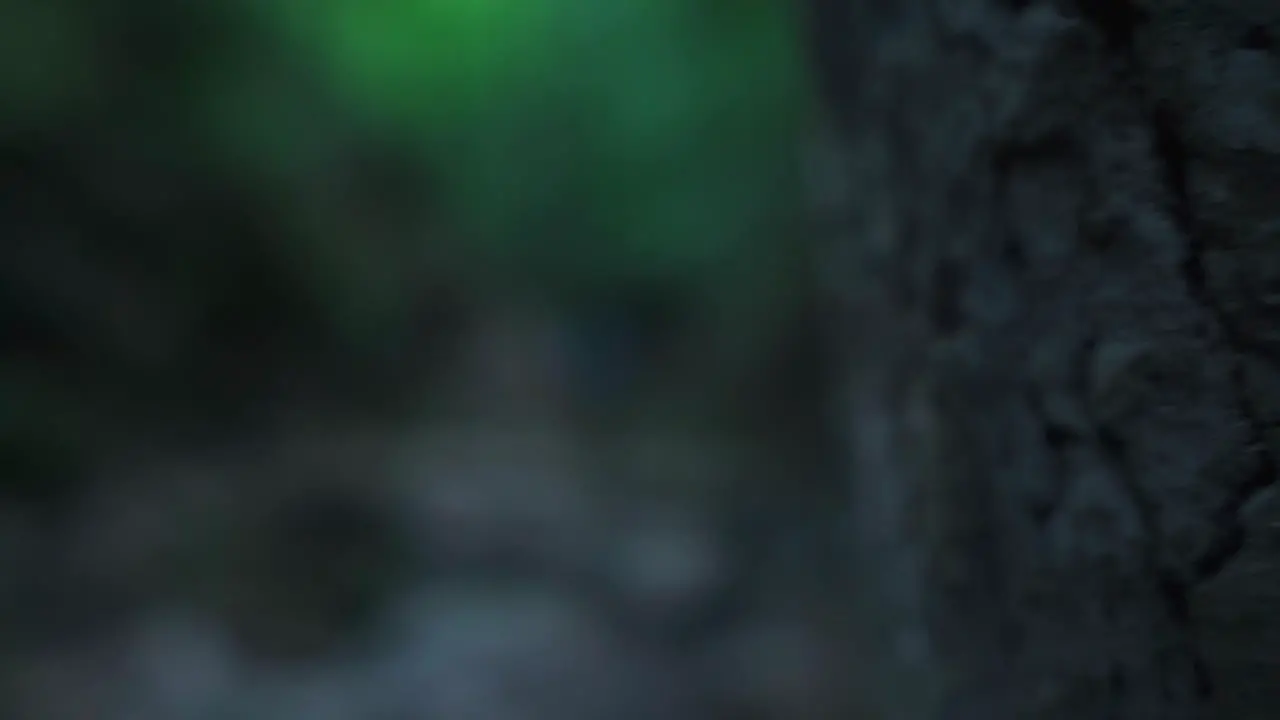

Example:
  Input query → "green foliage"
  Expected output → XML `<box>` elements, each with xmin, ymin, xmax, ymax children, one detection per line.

<box><xmin>0</xmin><ymin>2</ymin><xmax>99</xmax><ymax>130</ymax></box>
<box><xmin>0</xmin><ymin>1</ymin><xmax>817</xmax><ymax>504</ymax></box>
<box><xmin>1</xmin><ymin>0</ymin><xmax>813</xmax><ymax>320</ymax></box>
<box><xmin>261</xmin><ymin>0</ymin><xmax>812</xmax><ymax>294</ymax></box>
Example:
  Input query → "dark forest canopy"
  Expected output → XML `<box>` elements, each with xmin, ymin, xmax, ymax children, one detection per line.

<box><xmin>0</xmin><ymin>0</ymin><xmax>819</xmax><ymax>513</ymax></box>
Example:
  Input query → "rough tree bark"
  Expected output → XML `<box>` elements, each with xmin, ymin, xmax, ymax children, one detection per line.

<box><xmin>806</xmin><ymin>1</ymin><xmax>1280</xmax><ymax>718</ymax></box>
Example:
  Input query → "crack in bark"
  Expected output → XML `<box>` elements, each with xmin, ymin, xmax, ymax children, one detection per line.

<box><xmin>1096</xmin><ymin>424</ymin><xmax>1215</xmax><ymax>699</ymax></box>
<box><xmin>1054</xmin><ymin>0</ymin><xmax>1270</xmax><ymax>700</ymax></box>
<box><xmin>1025</xmin><ymin>389</ymin><xmax>1074</xmax><ymax>526</ymax></box>
<box><xmin>1021</xmin><ymin>324</ymin><xmax>1216</xmax><ymax>701</ymax></box>
<box><xmin>1072</xmin><ymin>0</ymin><xmax>1145</xmax><ymax>53</ymax></box>
<box><xmin>1061</xmin><ymin>0</ymin><xmax>1280</xmax><ymax>703</ymax></box>
<box><xmin>1149</xmin><ymin>103</ymin><xmax>1280</xmax><ymax>585</ymax></box>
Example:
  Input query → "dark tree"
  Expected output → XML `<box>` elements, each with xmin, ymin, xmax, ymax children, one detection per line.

<box><xmin>806</xmin><ymin>1</ymin><xmax>1280</xmax><ymax>717</ymax></box>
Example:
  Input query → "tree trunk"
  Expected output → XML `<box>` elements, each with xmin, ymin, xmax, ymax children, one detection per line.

<box><xmin>806</xmin><ymin>1</ymin><xmax>1280</xmax><ymax>717</ymax></box>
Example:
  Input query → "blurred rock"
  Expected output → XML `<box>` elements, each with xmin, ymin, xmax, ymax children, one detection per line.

<box><xmin>339</xmin><ymin>580</ymin><xmax>696</xmax><ymax>720</ymax></box>
<box><xmin>390</xmin><ymin>423</ymin><xmax>604</xmax><ymax>575</ymax></box>
<box><xmin>697</xmin><ymin>596</ymin><xmax>868</xmax><ymax>720</ymax></box>
<box><xmin>604</xmin><ymin>508</ymin><xmax>734</xmax><ymax>636</ymax></box>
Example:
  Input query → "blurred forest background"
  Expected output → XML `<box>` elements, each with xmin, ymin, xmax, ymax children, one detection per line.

<box><xmin>1</xmin><ymin>0</ymin><xmax>819</xmax><ymax>489</ymax></box>
<box><xmin>0</xmin><ymin>2</ymin><xmax>857</xmax><ymax>718</ymax></box>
